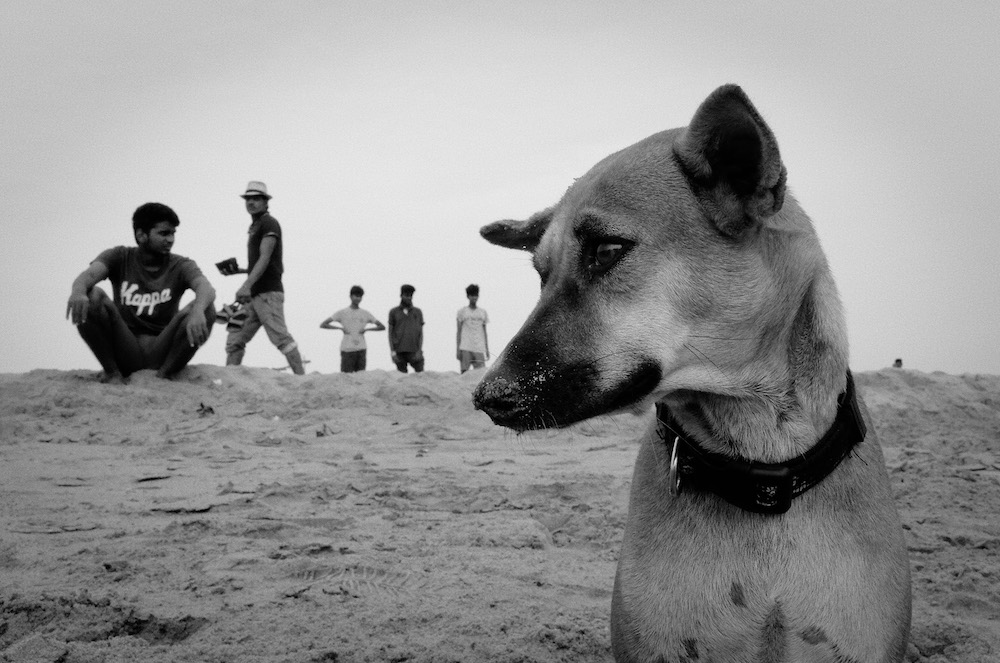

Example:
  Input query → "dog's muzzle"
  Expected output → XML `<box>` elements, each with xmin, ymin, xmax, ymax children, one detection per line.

<box><xmin>474</xmin><ymin>360</ymin><xmax>661</xmax><ymax>432</ymax></box>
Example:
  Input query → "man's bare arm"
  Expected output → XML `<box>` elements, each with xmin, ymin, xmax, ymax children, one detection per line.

<box><xmin>66</xmin><ymin>261</ymin><xmax>109</xmax><ymax>324</ymax></box>
<box><xmin>236</xmin><ymin>235</ymin><xmax>277</xmax><ymax>302</ymax></box>
<box><xmin>185</xmin><ymin>274</ymin><xmax>216</xmax><ymax>346</ymax></box>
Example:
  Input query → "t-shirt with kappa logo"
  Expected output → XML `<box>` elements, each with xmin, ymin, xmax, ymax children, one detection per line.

<box><xmin>94</xmin><ymin>246</ymin><xmax>205</xmax><ymax>335</ymax></box>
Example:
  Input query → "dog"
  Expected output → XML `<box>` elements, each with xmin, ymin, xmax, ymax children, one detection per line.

<box><xmin>473</xmin><ymin>85</ymin><xmax>911</xmax><ymax>662</ymax></box>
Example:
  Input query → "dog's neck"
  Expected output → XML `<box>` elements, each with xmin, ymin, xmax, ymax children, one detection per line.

<box><xmin>663</xmin><ymin>275</ymin><xmax>849</xmax><ymax>463</ymax></box>
<box><xmin>655</xmin><ymin>371</ymin><xmax>864</xmax><ymax>513</ymax></box>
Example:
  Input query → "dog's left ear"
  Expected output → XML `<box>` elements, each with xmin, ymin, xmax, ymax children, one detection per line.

<box><xmin>479</xmin><ymin>207</ymin><xmax>554</xmax><ymax>252</ymax></box>
<box><xmin>674</xmin><ymin>84</ymin><xmax>787</xmax><ymax>237</ymax></box>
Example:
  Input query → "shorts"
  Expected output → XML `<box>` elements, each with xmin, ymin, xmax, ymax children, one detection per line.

<box><xmin>394</xmin><ymin>351</ymin><xmax>424</xmax><ymax>373</ymax></box>
<box><xmin>459</xmin><ymin>350</ymin><xmax>486</xmax><ymax>373</ymax></box>
<box><xmin>341</xmin><ymin>350</ymin><xmax>367</xmax><ymax>373</ymax></box>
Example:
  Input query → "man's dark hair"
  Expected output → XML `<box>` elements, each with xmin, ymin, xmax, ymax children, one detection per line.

<box><xmin>466</xmin><ymin>284</ymin><xmax>479</xmax><ymax>296</ymax></box>
<box><xmin>350</xmin><ymin>285</ymin><xmax>364</xmax><ymax>297</ymax></box>
<box><xmin>132</xmin><ymin>202</ymin><xmax>180</xmax><ymax>234</ymax></box>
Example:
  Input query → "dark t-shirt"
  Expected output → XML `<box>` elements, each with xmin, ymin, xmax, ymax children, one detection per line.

<box><xmin>248</xmin><ymin>213</ymin><xmax>283</xmax><ymax>295</ymax></box>
<box><xmin>388</xmin><ymin>306</ymin><xmax>424</xmax><ymax>353</ymax></box>
<box><xmin>94</xmin><ymin>246</ymin><xmax>204</xmax><ymax>335</ymax></box>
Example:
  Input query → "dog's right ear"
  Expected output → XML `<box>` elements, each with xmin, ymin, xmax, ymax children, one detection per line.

<box><xmin>674</xmin><ymin>84</ymin><xmax>787</xmax><ymax>237</ymax></box>
<box><xmin>479</xmin><ymin>207</ymin><xmax>554</xmax><ymax>252</ymax></box>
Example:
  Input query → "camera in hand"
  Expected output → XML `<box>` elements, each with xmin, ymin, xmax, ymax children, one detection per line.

<box><xmin>215</xmin><ymin>257</ymin><xmax>239</xmax><ymax>274</ymax></box>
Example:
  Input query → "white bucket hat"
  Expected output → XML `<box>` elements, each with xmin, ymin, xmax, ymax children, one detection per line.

<box><xmin>241</xmin><ymin>181</ymin><xmax>272</xmax><ymax>199</ymax></box>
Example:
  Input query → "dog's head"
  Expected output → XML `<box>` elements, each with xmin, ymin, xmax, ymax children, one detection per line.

<box><xmin>474</xmin><ymin>85</ymin><xmax>837</xmax><ymax>432</ymax></box>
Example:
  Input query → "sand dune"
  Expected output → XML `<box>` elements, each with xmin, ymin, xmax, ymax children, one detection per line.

<box><xmin>1</xmin><ymin>367</ymin><xmax>997</xmax><ymax>662</ymax></box>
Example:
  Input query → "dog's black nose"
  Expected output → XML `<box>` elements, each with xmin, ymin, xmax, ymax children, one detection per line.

<box><xmin>473</xmin><ymin>375</ymin><xmax>519</xmax><ymax>419</ymax></box>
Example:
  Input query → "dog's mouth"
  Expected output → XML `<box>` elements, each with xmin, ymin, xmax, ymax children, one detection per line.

<box><xmin>602</xmin><ymin>362</ymin><xmax>662</xmax><ymax>413</ymax></box>
<box><xmin>473</xmin><ymin>360</ymin><xmax>661</xmax><ymax>432</ymax></box>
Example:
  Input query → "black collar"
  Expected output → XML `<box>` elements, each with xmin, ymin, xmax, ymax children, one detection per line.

<box><xmin>655</xmin><ymin>371</ymin><xmax>866</xmax><ymax>515</ymax></box>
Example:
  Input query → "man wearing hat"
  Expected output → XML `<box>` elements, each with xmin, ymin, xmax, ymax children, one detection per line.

<box><xmin>387</xmin><ymin>284</ymin><xmax>424</xmax><ymax>372</ymax></box>
<box><xmin>218</xmin><ymin>181</ymin><xmax>306</xmax><ymax>374</ymax></box>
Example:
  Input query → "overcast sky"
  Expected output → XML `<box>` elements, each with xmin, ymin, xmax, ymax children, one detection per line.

<box><xmin>3</xmin><ymin>1</ymin><xmax>998</xmax><ymax>376</ymax></box>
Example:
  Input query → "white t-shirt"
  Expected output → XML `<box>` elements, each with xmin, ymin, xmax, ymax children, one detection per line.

<box><xmin>329</xmin><ymin>307</ymin><xmax>379</xmax><ymax>351</ymax></box>
<box><xmin>457</xmin><ymin>306</ymin><xmax>489</xmax><ymax>353</ymax></box>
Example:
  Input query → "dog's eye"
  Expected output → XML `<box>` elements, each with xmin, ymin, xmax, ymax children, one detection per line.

<box><xmin>585</xmin><ymin>240</ymin><xmax>631</xmax><ymax>274</ymax></box>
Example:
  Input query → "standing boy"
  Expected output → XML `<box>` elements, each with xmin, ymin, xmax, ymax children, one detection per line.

<box><xmin>320</xmin><ymin>285</ymin><xmax>385</xmax><ymax>372</ymax></box>
<box><xmin>387</xmin><ymin>284</ymin><xmax>424</xmax><ymax>372</ymax></box>
<box><xmin>66</xmin><ymin>202</ymin><xmax>215</xmax><ymax>382</ymax></box>
<box><xmin>456</xmin><ymin>283</ymin><xmax>489</xmax><ymax>373</ymax></box>
<box><xmin>218</xmin><ymin>181</ymin><xmax>306</xmax><ymax>374</ymax></box>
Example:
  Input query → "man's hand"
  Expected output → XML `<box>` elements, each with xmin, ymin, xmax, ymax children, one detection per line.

<box><xmin>235</xmin><ymin>283</ymin><xmax>252</xmax><ymax>304</ymax></box>
<box><xmin>66</xmin><ymin>292</ymin><xmax>90</xmax><ymax>325</ymax></box>
<box><xmin>67</xmin><ymin>262</ymin><xmax>108</xmax><ymax>325</ymax></box>
<box><xmin>186</xmin><ymin>308</ymin><xmax>209</xmax><ymax>347</ymax></box>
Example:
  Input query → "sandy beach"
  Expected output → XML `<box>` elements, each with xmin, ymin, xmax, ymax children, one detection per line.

<box><xmin>1</xmin><ymin>366</ymin><xmax>997</xmax><ymax>662</ymax></box>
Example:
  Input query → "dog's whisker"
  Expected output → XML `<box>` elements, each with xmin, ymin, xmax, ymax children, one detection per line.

<box><xmin>682</xmin><ymin>342</ymin><xmax>738</xmax><ymax>391</ymax></box>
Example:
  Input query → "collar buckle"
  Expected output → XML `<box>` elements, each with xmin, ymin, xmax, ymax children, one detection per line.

<box><xmin>740</xmin><ymin>464</ymin><xmax>793</xmax><ymax>514</ymax></box>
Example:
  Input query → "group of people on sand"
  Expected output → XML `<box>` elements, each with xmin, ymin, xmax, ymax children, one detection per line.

<box><xmin>316</xmin><ymin>282</ymin><xmax>489</xmax><ymax>375</ymax></box>
<box><xmin>66</xmin><ymin>181</ymin><xmax>490</xmax><ymax>383</ymax></box>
